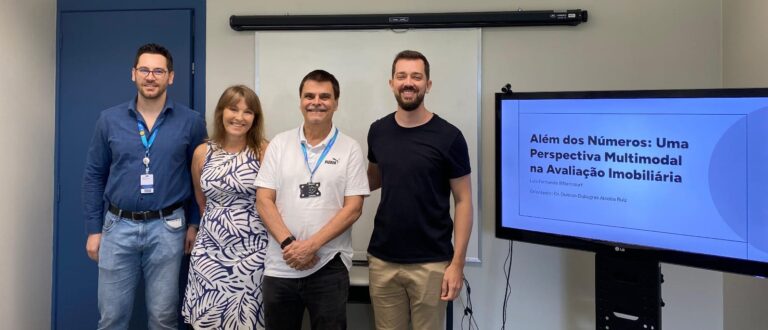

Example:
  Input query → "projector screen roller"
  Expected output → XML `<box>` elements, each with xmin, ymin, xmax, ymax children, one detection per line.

<box><xmin>496</xmin><ymin>89</ymin><xmax>768</xmax><ymax>276</ymax></box>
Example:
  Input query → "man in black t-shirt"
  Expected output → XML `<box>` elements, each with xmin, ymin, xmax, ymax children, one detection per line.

<box><xmin>366</xmin><ymin>50</ymin><xmax>473</xmax><ymax>330</ymax></box>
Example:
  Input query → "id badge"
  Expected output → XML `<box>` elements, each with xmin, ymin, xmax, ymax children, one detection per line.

<box><xmin>299</xmin><ymin>182</ymin><xmax>321</xmax><ymax>198</ymax></box>
<box><xmin>140</xmin><ymin>173</ymin><xmax>155</xmax><ymax>194</ymax></box>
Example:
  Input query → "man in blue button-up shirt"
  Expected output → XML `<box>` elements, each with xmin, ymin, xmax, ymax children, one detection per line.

<box><xmin>81</xmin><ymin>43</ymin><xmax>207</xmax><ymax>330</ymax></box>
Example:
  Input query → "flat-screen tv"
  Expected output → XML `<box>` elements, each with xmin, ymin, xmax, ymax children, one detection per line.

<box><xmin>496</xmin><ymin>88</ymin><xmax>768</xmax><ymax>276</ymax></box>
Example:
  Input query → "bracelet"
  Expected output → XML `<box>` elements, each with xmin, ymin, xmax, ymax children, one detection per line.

<box><xmin>280</xmin><ymin>235</ymin><xmax>296</xmax><ymax>249</ymax></box>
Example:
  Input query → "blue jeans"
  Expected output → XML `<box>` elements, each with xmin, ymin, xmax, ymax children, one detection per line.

<box><xmin>263</xmin><ymin>254</ymin><xmax>349</xmax><ymax>330</ymax></box>
<box><xmin>97</xmin><ymin>207</ymin><xmax>186</xmax><ymax>330</ymax></box>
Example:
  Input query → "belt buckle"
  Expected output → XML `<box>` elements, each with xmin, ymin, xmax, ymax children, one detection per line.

<box><xmin>133</xmin><ymin>211</ymin><xmax>150</xmax><ymax>221</ymax></box>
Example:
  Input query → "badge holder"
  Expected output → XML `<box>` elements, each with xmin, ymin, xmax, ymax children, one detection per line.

<box><xmin>299</xmin><ymin>182</ymin><xmax>321</xmax><ymax>198</ymax></box>
<box><xmin>140</xmin><ymin>154</ymin><xmax>154</xmax><ymax>194</ymax></box>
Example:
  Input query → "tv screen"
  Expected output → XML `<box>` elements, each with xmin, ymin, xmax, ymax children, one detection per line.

<box><xmin>495</xmin><ymin>88</ymin><xmax>768</xmax><ymax>276</ymax></box>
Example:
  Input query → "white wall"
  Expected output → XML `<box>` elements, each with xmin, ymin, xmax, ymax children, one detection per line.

<box><xmin>722</xmin><ymin>1</ymin><xmax>768</xmax><ymax>329</ymax></box>
<box><xmin>207</xmin><ymin>0</ymin><xmax>731</xmax><ymax>329</ymax></box>
<box><xmin>723</xmin><ymin>0</ymin><xmax>768</xmax><ymax>88</ymax></box>
<box><xmin>0</xmin><ymin>0</ymin><xmax>56</xmax><ymax>329</ymax></box>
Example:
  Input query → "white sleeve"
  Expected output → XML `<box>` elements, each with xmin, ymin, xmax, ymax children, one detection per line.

<box><xmin>254</xmin><ymin>136</ymin><xmax>281</xmax><ymax>190</ymax></box>
<box><xmin>345</xmin><ymin>139</ymin><xmax>371</xmax><ymax>197</ymax></box>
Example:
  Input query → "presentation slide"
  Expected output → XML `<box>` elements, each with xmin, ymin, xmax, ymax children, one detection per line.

<box><xmin>499</xmin><ymin>96</ymin><xmax>768</xmax><ymax>262</ymax></box>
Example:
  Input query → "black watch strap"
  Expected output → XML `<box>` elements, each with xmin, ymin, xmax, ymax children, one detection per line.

<box><xmin>280</xmin><ymin>235</ymin><xmax>296</xmax><ymax>249</ymax></box>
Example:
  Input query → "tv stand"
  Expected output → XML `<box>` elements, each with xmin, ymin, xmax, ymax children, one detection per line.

<box><xmin>595</xmin><ymin>252</ymin><xmax>663</xmax><ymax>330</ymax></box>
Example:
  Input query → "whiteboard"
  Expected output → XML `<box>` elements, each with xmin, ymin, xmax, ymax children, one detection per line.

<box><xmin>255</xmin><ymin>29</ymin><xmax>481</xmax><ymax>263</ymax></box>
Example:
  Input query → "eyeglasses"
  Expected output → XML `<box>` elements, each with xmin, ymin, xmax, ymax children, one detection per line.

<box><xmin>135</xmin><ymin>67</ymin><xmax>168</xmax><ymax>78</ymax></box>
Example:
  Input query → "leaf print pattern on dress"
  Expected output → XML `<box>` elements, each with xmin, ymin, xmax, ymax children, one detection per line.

<box><xmin>183</xmin><ymin>143</ymin><xmax>267</xmax><ymax>329</ymax></box>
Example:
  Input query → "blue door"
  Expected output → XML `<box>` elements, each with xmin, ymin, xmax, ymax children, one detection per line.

<box><xmin>54</xmin><ymin>9</ymin><xmax>196</xmax><ymax>329</ymax></box>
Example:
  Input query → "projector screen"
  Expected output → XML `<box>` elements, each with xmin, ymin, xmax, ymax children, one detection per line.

<box><xmin>495</xmin><ymin>89</ymin><xmax>768</xmax><ymax>276</ymax></box>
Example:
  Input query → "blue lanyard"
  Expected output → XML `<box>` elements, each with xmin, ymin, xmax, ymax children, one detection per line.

<box><xmin>137</xmin><ymin>121</ymin><xmax>159</xmax><ymax>152</ymax></box>
<box><xmin>138</xmin><ymin>121</ymin><xmax>160</xmax><ymax>174</ymax></box>
<box><xmin>300</xmin><ymin>128</ymin><xmax>339</xmax><ymax>182</ymax></box>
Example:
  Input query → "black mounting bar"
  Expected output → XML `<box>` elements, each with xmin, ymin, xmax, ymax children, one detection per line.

<box><xmin>230</xmin><ymin>9</ymin><xmax>588</xmax><ymax>31</ymax></box>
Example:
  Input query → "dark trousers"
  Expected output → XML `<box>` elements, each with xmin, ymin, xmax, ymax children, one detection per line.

<box><xmin>263</xmin><ymin>254</ymin><xmax>349</xmax><ymax>330</ymax></box>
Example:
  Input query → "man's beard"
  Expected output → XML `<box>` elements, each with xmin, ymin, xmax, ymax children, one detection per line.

<box><xmin>395</xmin><ymin>88</ymin><xmax>425</xmax><ymax>112</ymax></box>
<box><xmin>137</xmin><ymin>82</ymin><xmax>166</xmax><ymax>100</ymax></box>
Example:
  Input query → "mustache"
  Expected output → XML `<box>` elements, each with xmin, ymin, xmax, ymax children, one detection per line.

<box><xmin>399</xmin><ymin>86</ymin><xmax>418</xmax><ymax>93</ymax></box>
<box><xmin>306</xmin><ymin>105</ymin><xmax>328</xmax><ymax>112</ymax></box>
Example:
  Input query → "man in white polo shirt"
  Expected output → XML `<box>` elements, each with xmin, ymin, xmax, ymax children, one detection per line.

<box><xmin>255</xmin><ymin>69</ymin><xmax>370</xmax><ymax>330</ymax></box>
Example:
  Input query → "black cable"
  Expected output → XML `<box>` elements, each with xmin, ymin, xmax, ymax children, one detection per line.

<box><xmin>501</xmin><ymin>241</ymin><xmax>514</xmax><ymax>330</ymax></box>
<box><xmin>460</xmin><ymin>276</ymin><xmax>479</xmax><ymax>330</ymax></box>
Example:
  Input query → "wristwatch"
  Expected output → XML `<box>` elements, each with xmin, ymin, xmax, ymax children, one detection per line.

<box><xmin>280</xmin><ymin>235</ymin><xmax>296</xmax><ymax>249</ymax></box>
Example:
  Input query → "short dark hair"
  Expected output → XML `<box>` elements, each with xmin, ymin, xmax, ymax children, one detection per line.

<box><xmin>299</xmin><ymin>69</ymin><xmax>340</xmax><ymax>100</ymax></box>
<box><xmin>391</xmin><ymin>50</ymin><xmax>430</xmax><ymax>79</ymax></box>
<box><xmin>134</xmin><ymin>43</ymin><xmax>174</xmax><ymax>72</ymax></box>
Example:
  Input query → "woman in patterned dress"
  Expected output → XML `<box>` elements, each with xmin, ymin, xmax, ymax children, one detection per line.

<box><xmin>183</xmin><ymin>85</ymin><xmax>269</xmax><ymax>329</ymax></box>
